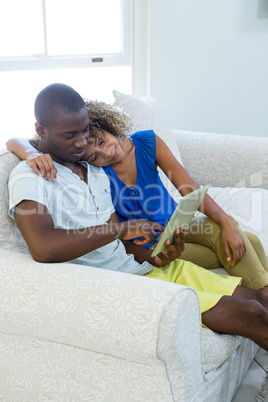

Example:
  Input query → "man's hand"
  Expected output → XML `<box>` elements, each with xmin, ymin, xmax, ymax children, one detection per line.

<box><xmin>153</xmin><ymin>227</ymin><xmax>188</xmax><ymax>267</ymax></box>
<box><xmin>119</xmin><ymin>219</ymin><xmax>165</xmax><ymax>246</ymax></box>
<box><xmin>221</xmin><ymin>216</ymin><xmax>246</xmax><ymax>266</ymax></box>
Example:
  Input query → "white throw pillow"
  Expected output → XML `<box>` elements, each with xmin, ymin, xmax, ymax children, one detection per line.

<box><xmin>112</xmin><ymin>90</ymin><xmax>184</xmax><ymax>167</ymax></box>
<box><xmin>206</xmin><ymin>186</ymin><xmax>268</xmax><ymax>258</ymax></box>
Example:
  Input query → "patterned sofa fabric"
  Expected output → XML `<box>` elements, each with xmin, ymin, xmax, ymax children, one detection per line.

<box><xmin>0</xmin><ymin>150</ymin><xmax>28</xmax><ymax>253</ymax></box>
<box><xmin>174</xmin><ymin>130</ymin><xmax>268</xmax><ymax>190</ymax></box>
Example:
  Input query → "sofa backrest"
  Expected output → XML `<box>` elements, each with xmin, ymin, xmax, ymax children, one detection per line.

<box><xmin>0</xmin><ymin>149</ymin><xmax>29</xmax><ymax>253</ymax></box>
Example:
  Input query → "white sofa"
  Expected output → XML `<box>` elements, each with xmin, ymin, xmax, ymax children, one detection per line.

<box><xmin>0</xmin><ymin>92</ymin><xmax>267</xmax><ymax>401</ymax></box>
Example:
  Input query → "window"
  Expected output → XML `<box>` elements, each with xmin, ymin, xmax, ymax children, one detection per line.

<box><xmin>0</xmin><ymin>0</ymin><xmax>132</xmax><ymax>148</ymax></box>
<box><xmin>0</xmin><ymin>0</ymin><xmax>130</xmax><ymax>69</ymax></box>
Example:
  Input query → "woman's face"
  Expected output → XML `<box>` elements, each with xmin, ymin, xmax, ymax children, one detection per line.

<box><xmin>83</xmin><ymin>131</ymin><xmax>121</xmax><ymax>167</ymax></box>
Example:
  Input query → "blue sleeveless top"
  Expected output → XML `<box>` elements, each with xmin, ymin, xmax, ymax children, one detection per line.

<box><xmin>103</xmin><ymin>130</ymin><xmax>178</xmax><ymax>248</ymax></box>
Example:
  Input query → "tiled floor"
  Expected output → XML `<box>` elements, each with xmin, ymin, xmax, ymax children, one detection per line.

<box><xmin>232</xmin><ymin>348</ymin><xmax>268</xmax><ymax>401</ymax></box>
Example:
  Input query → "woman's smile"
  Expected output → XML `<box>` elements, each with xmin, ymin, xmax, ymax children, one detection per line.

<box><xmin>112</xmin><ymin>148</ymin><xmax>119</xmax><ymax>161</ymax></box>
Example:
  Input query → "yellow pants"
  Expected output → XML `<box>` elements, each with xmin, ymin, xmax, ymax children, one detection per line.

<box><xmin>180</xmin><ymin>216</ymin><xmax>268</xmax><ymax>289</ymax></box>
<box><xmin>145</xmin><ymin>260</ymin><xmax>242</xmax><ymax>314</ymax></box>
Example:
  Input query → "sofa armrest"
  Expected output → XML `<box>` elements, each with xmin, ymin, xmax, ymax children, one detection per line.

<box><xmin>0</xmin><ymin>249</ymin><xmax>201</xmax><ymax>368</ymax></box>
<box><xmin>173</xmin><ymin>130</ymin><xmax>268</xmax><ymax>190</ymax></box>
<box><xmin>157</xmin><ymin>287</ymin><xmax>204</xmax><ymax>400</ymax></box>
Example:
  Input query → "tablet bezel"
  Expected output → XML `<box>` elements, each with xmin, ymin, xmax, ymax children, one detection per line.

<box><xmin>151</xmin><ymin>185</ymin><xmax>209</xmax><ymax>257</ymax></box>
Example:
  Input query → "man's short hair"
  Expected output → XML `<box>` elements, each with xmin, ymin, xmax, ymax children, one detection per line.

<box><xmin>34</xmin><ymin>83</ymin><xmax>86</xmax><ymax>127</ymax></box>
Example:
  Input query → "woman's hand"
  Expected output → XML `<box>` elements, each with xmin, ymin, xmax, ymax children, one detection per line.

<box><xmin>221</xmin><ymin>216</ymin><xmax>246</xmax><ymax>266</ymax></box>
<box><xmin>153</xmin><ymin>227</ymin><xmax>188</xmax><ymax>267</ymax></box>
<box><xmin>26</xmin><ymin>153</ymin><xmax>58</xmax><ymax>181</ymax></box>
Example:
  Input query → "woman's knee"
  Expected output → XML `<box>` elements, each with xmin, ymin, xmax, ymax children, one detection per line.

<box><xmin>186</xmin><ymin>216</ymin><xmax>221</xmax><ymax>245</ymax></box>
<box><xmin>244</xmin><ymin>231</ymin><xmax>260</xmax><ymax>245</ymax></box>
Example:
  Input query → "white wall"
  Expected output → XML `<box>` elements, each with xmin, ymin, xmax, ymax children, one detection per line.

<box><xmin>0</xmin><ymin>67</ymin><xmax>131</xmax><ymax>150</ymax></box>
<box><xmin>149</xmin><ymin>0</ymin><xmax>268</xmax><ymax>137</ymax></box>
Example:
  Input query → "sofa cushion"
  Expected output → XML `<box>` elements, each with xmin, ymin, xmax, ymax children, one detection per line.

<box><xmin>207</xmin><ymin>187</ymin><xmax>268</xmax><ymax>258</ymax></box>
<box><xmin>0</xmin><ymin>149</ymin><xmax>28</xmax><ymax>253</ymax></box>
<box><xmin>112</xmin><ymin>90</ymin><xmax>184</xmax><ymax>167</ymax></box>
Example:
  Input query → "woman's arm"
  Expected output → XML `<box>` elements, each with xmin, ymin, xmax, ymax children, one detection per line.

<box><xmin>6</xmin><ymin>137</ymin><xmax>57</xmax><ymax>181</ymax></box>
<box><xmin>155</xmin><ymin>134</ymin><xmax>246</xmax><ymax>266</ymax></box>
<box><xmin>6</xmin><ymin>137</ymin><xmax>39</xmax><ymax>159</ymax></box>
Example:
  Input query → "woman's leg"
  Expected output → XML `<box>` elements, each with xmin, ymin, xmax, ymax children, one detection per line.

<box><xmin>243</xmin><ymin>231</ymin><xmax>268</xmax><ymax>269</ymax></box>
<box><xmin>243</xmin><ymin>231</ymin><xmax>268</xmax><ymax>292</ymax></box>
<box><xmin>184</xmin><ymin>216</ymin><xmax>268</xmax><ymax>290</ymax></box>
<box><xmin>180</xmin><ymin>242</ymin><xmax>222</xmax><ymax>269</ymax></box>
<box><xmin>182</xmin><ymin>229</ymin><xmax>268</xmax><ymax>270</ymax></box>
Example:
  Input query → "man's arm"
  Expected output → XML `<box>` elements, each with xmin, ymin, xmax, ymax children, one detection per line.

<box><xmin>106</xmin><ymin>211</ymin><xmax>120</xmax><ymax>224</ymax></box>
<box><xmin>15</xmin><ymin>200</ymin><xmax>164</xmax><ymax>263</ymax></box>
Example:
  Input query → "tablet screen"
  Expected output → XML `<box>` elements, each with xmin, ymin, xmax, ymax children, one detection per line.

<box><xmin>151</xmin><ymin>185</ymin><xmax>209</xmax><ymax>257</ymax></box>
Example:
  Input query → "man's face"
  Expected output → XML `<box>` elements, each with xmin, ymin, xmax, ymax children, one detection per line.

<box><xmin>38</xmin><ymin>106</ymin><xmax>90</xmax><ymax>164</ymax></box>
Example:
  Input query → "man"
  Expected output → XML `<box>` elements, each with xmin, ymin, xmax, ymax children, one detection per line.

<box><xmin>8</xmin><ymin>83</ymin><xmax>268</xmax><ymax>351</ymax></box>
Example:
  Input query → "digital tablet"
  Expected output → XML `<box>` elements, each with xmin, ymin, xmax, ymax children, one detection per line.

<box><xmin>151</xmin><ymin>185</ymin><xmax>209</xmax><ymax>257</ymax></box>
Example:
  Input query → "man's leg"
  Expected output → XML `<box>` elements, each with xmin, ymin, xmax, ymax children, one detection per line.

<box><xmin>146</xmin><ymin>260</ymin><xmax>268</xmax><ymax>349</ymax></box>
<box><xmin>232</xmin><ymin>285</ymin><xmax>268</xmax><ymax>309</ymax></box>
<box><xmin>202</xmin><ymin>286</ymin><xmax>268</xmax><ymax>351</ymax></box>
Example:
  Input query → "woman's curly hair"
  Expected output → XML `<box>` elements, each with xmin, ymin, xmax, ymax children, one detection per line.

<box><xmin>85</xmin><ymin>99</ymin><xmax>132</xmax><ymax>141</ymax></box>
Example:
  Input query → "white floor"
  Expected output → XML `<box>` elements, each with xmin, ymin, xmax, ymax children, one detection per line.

<box><xmin>232</xmin><ymin>348</ymin><xmax>268</xmax><ymax>401</ymax></box>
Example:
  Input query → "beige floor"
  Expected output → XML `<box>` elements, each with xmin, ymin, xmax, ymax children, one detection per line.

<box><xmin>232</xmin><ymin>348</ymin><xmax>268</xmax><ymax>401</ymax></box>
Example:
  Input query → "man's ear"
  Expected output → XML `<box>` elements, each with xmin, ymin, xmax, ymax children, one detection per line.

<box><xmin>35</xmin><ymin>122</ymin><xmax>46</xmax><ymax>138</ymax></box>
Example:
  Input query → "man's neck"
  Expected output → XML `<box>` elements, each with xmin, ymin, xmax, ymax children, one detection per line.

<box><xmin>67</xmin><ymin>162</ymin><xmax>88</xmax><ymax>183</ymax></box>
<box><xmin>38</xmin><ymin>142</ymin><xmax>76</xmax><ymax>168</ymax></box>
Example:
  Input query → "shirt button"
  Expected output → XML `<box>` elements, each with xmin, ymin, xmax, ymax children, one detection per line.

<box><xmin>93</xmin><ymin>195</ymin><xmax>95</xmax><ymax>199</ymax></box>
<box><xmin>104</xmin><ymin>189</ymin><xmax>107</xmax><ymax>192</ymax></box>
<box><xmin>97</xmin><ymin>207</ymin><xmax>99</xmax><ymax>211</ymax></box>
